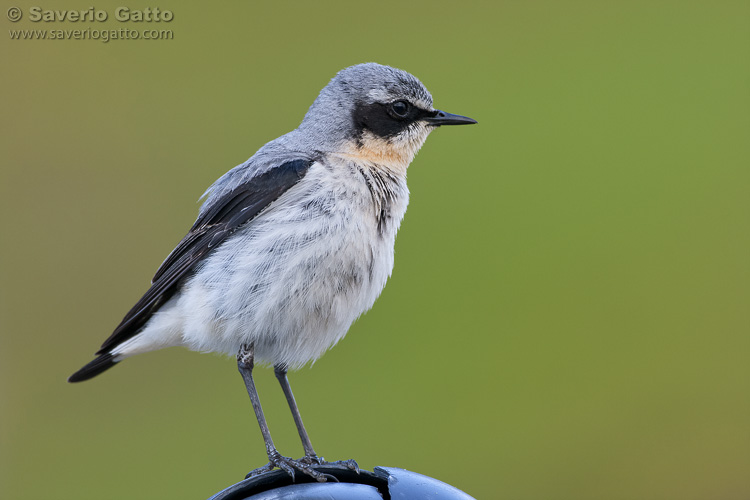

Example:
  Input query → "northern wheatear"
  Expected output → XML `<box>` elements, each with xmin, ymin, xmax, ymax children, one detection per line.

<box><xmin>70</xmin><ymin>63</ymin><xmax>476</xmax><ymax>481</ymax></box>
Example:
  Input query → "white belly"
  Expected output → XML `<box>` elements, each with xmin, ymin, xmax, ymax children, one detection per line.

<box><xmin>131</xmin><ymin>160</ymin><xmax>410</xmax><ymax>369</ymax></box>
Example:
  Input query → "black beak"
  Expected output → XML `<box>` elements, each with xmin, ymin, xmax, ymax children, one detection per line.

<box><xmin>424</xmin><ymin>110</ymin><xmax>477</xmax><ymax>126</ymax></box>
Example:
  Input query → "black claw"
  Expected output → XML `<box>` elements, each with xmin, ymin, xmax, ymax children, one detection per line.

<box><xmin>345</xmin><ymin>459</ymin><xmax>359</xmax><ymax>473</ymax></box>
<box><xmin>245</xmin><ymin>462</ymin><xmax>274</xmax><ymax>479</ymax></box>
<box><xmin>280</xmin><ymin>463</ymin><xmax>296</xmax><ymax>482</ymax></box>
<box><xmin>321</xmin><ymin>458</ymin><xmax>359</xmax><ymax>473</ymax></box>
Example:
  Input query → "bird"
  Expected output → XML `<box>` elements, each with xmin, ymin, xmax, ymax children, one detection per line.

<box><xmin>69</xmin><ymin>62</ymin><xmax>476</xmax><ymax>481</ymax></box>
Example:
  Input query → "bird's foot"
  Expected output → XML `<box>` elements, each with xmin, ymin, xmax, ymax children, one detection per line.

<box><xmin>246</xmin><ymin>451</ymin><xmax>331</xmax><ymax>482</ymax></box>
<box><xmin>298</xmin><ymin>454</ymin><xmax>359</xmax><ymax>473</ymax></box>
<box><xmin>245</xmin><ymin>452</ymin><xmax>359</xmax><ymax>482</ymax></box>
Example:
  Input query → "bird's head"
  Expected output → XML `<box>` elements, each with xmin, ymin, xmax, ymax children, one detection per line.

<box><xmin>299</xmin><ymin>63</ymin><xmax>476</xmax><ymax>174</ymax></box>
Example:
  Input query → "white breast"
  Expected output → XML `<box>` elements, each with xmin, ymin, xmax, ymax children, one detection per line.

<box><xmin>166</xmin><ymin>158</ymin><xmax>410</xmax><ymax>368</ymax></box>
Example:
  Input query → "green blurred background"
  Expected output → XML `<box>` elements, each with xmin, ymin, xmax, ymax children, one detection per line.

<box><xmin>2</xmin><ymin>1</ymin><xmax>748</xmax><ymax>498</ymax></box>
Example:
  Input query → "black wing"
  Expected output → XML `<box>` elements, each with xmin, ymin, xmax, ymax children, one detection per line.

<box><xmin>96</xmin><ymin>159</ymin><xmax>312</xmax><ymax>354</ymax></box>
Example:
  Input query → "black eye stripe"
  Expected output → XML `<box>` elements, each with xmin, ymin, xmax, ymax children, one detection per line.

<box><xmin>352</xmin><ymin>101</ymin><xmax>434</xmax><ymax>139</ymax></box>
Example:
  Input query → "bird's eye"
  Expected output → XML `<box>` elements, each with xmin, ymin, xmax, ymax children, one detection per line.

<box><xmin>390</xmin><ymin>100</ymin><xmax>410</xmax><ymax>118</ymax></box>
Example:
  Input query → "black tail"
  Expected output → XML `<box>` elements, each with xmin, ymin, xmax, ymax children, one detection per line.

<box><xmin>68</xmin><ymin>353</ymin><xmax>118</xmax><ymax>383</ymax></box>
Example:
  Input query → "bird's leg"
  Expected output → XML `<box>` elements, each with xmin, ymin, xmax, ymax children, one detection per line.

<box><xmin>274</xmin><ymin>365</ymin><xmax>317</xmax><ymax>459</ymax></box>
<box><xmin>238</xmin><ymin>345</ymin><xmax>277</xmax><ymax>459</ymax></box>
<box><xmin>274</xmin><ymin>364</ymin><xmax>359</xmax><ymax>473</ymax></box>
<box><xmin>237</xmin><ymin>344</ymin><xmax>327</xmax><ymax>482</ymax></box>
